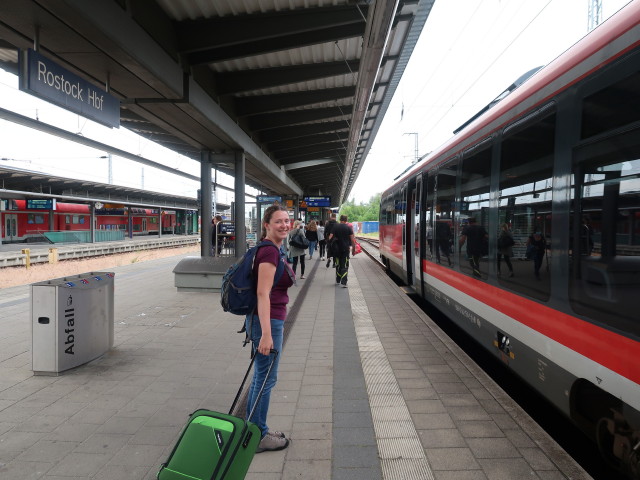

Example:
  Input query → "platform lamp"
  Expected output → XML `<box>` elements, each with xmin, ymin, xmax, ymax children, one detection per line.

<box><xmin>98</xmin><ymin>154</ymin><xmax>113</xmax><ymax>184</ymax></box>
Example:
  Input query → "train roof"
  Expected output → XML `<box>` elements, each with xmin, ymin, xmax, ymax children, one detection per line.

<box><xmin>384</xmin><ymin>0</ymin><xmax>640</xmax><ymax>195</ymax></box>
<box><xmin>0</xmin><ymin>164</ymin><xmax>221</xmax><ymax>211</ymax></box>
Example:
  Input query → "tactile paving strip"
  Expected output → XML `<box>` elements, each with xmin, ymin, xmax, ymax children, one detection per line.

<box><xmin>348</xmin><ymin>272</ymin><xmax>435</xmax><ymax>480</ymax></box>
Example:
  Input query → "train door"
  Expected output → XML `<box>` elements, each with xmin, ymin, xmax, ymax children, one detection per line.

<box><xmin>4</xmin><ymin>214</ymin><xmax>18</xmax><ymax>242</ymax></box>
<box><xmin>402</xmin><ymin>184</ymin><xmax>413</xmax><ymax>285</ymax></box>
<box><xmin>424</xmin><ymin>172</ymin><xmax>436</xmax><ymax>266</ymax></box>
<box><xmin>411</xmin><ymin>178</ymin><xmax>423</xmax><ymax>291</ymax></box>
<box><xmin>142</xmin><ymin>218</ymin><xmax>148</xmax><ymax>233</ymax></box>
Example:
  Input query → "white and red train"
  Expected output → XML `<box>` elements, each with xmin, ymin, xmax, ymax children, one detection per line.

<box><xmin>2</xmin><ymin>199</ymin><xmax>177</xmax><ymax>242</ymax></box>
<box><xmin>380</xmin><ymin>3</ymin><xmax>640</xmax><ymax>477</ymax></box>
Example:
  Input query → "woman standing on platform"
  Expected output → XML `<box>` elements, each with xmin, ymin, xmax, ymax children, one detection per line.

<box><xmin>317</xmin><ymin>220</ymin><xmax>326</xmax><ymax>260</ymax></box>
<box><xmin>246</xmin><ymin>204</ymin><xmax>294</xmax><ymax>453</ymax></box>
<box><xmin>287</xmin><ymin>220</ymin><xmax>307</xmax><ymax>279</ymax></box>
<box><xmin>305</xmin><ymin>220</ymin><xmax>319</xmax><ymax>259</ymax></box>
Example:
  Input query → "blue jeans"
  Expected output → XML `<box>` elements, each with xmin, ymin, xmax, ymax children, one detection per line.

<box><xmin>308</xmin><ymin>241</ymin><xmax>317</xmax><ymax>258</ymax></box>
<box><xmin>245</xmin><ymin>315</ymin><xmax>283</xmax><ymax>438</ymax></box>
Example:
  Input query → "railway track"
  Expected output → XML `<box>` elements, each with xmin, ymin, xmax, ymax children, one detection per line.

<box><xmin>0</xmin><ymin>235</ymin><xmax>200</xmax><ymax>268</ymax></box>
<box><xmin>356</xmin><ymin>236</ymin><xmax>384</xmax><ymax>268</ymax></box>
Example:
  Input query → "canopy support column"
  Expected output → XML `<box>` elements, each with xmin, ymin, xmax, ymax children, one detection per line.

<box><xmin>201</xmin><ymin>150</ymin><xmax>212</xmax><ymax>257</ymax></box>
<box><xmin>234</xmin><ymin>151</ymin><xmax>246</xmax><ymax>257</ymax></box>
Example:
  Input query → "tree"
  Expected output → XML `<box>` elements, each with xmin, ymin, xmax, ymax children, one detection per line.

<box><xmin>338</xmin><ymin>193</ymin><xmax>381</xmax><ymax>222</ymax></box>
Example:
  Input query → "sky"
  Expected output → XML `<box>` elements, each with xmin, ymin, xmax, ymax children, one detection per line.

<box><xmin>349</xmin><ymin>0</ymin><xmax>632</xmax><ymax>203</ymax></box>
<box><xmin>0</xmin><ymin>0</ymin><xmax>633</xmax><ymax>206</ymax></box>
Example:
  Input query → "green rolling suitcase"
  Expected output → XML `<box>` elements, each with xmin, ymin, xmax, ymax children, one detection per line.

<box><xmin>157</xmin><ymin>350</ymin><xmax>278</xmax><ymax>480</ymax></box>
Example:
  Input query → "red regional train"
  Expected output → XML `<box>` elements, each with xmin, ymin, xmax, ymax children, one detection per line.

<box><xmin>1</xmin><ymin>199</ymin><xmax>177</xmax><ymax>242</ymax></box>
<box><xmin>380</xmin><ymin>3</ymin><xmax>640</xmax><ymax>478</ymax></box>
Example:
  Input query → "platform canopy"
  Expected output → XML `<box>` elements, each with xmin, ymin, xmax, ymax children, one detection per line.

<box><xmin>0</xmin><ymin>0</ymin><xmax>434</xmax><ymax>206</ymax></box>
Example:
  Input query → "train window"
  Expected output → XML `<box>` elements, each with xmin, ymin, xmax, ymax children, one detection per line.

<box><xmin>398</xmin><ymin>187</ymin><xmax>406</xmax><ymax>248</ymax></box>
<box><xmin>498</xmin><ymin>110</ymin><xmax>556</xmax><ymax>301</ymax></box>
<box><xmin>380</xmin><ymin>197</ymin><xmax>386</xmax><ymax>225</ymax></box>
<box><xmin>425</xmin><ymin>173</ymin><xmax>435</xmax><ymax>262</ymax></box>
<box><xmin>65</xmin><ymin>215</ymin><xmax>71</xmax><ymax>224</ymax></box>
<box><xmin>434</xmin><ymin>158</ymin><xmax>459</xmax><ymax>267</ymax></box>
<box><xmin>395</xmin><ymin>189</ymin><xmax>405</xmax><ymax>227</ymax></box>
<box><xmin>581</xmin><ymin>70</ymin><xmax>640</xmax><ymax>140</ymax></box>
<box><xmin>570</xmin><ymin>126</ymin><xmax>640</xmax><ymax>338</ymax></box>
<box><xmin>27</xmin><ymin>214</ymin><xmax>45</xmax><ymax>224</ymax></box>
<box><xmin>459</xmin><ymin>144</ymin><xmax>492</xmax><ymax>280</ymax></box>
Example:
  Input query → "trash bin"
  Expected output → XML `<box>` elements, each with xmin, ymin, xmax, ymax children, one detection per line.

<box><xmin>31</xmin><ymin>271</ymin><xmax>115</xmax><ymax>375</ymax></box>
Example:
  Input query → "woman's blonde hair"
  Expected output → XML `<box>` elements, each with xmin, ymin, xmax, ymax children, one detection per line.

<box><xmin>306</xmin><ymin>220</ymin><xmax>317</xmax><ymax>231</ymax></box>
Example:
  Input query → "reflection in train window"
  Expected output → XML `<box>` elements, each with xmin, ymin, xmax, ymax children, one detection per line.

<box><xmin>581</xmin><ymin>71</ymin><xmax>640</xmax><ymax>139</ymax></box>
<box><xmin>425</xmin><ymin>173</ymin><xmax>435</xmax><ymax>262</ymax></box>
<box><xmin>434</xmin><ymin>158</ymin><xmax>458</xmax><ymax>268</ymax></box>
<box><xmin>459</xmin><ymin>143</ymin><xmax>491</xmax><ymax>280</ymax></box>
<box><xmin>570</xmin><ymin>127</ymin><xmax>640</xmax><ymax>338</ymax></box>
<box><xmin>498</xmin><ymin>107</ymin><xmax>556</xmax><ymax>301</ymax></box>
<box><xmin>398</xmin><ymin>186</ymin><xmax>406</xmax><ymax>248</ymax></box>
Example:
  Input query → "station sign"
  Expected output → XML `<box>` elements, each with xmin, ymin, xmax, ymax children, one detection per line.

<box><xmin>27</xmin><ymin>199</ymin><xmax>56</xmax><ymax>210</ymax></box>
<box><xmin>220</xmin><ymin>222</ymin><xmax>235</xmax><ymax>234</ymax></box>
<box><xmin>257</xmin><ymin>195</ymin><xmax>282</xmax><ymax>204</ymax></box>
<box><xmin>20</xmin><ymin>49</ymin><xmax>120</xmax><ymax>128</ymax></box>
<box><xmin>304</xmin><ymin>196</ymin><xmax>331</xmax><ymax>207</ymax></box>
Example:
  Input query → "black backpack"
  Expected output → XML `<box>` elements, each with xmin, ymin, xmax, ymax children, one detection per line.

<box><xmin>220</xmin><ymin>240</ymin><xmax>285</xmax><ymax>316</ymax></box>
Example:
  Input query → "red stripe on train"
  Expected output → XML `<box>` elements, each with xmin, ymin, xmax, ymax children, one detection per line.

<box><xmin>425</xmin><ymin>261</ymin><xmax>640</xmax><ymax>385</ymax></box>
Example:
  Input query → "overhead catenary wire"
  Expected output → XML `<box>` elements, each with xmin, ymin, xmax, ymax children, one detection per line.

<box><xmin>411</xmin><ymin>0</ymin><xmax>555</xmax><ymax>149</ymax></box>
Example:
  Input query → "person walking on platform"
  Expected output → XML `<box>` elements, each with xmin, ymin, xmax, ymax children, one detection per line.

<box><xmin>211</xmin><ymin>215</ymin><xmax>223</xmax><ymax>256</ymax></box>
<box><xmin>328</xmin><ymin>214</ymin><xmax>356</xmax><ymax>287</ymax></box>
<box><xmin>317</xmin><ymin>220</ymin><xmax>326</xmax><ymax>260</ymax></box>
<box><xmin>287</xmin><ymin>220</ymin><xmax>307</xmax><ymax>279</ymax></box>
<box><xmin>526</xmin><ymin>231</ymin><xmax>547</xmax><ymax>280</ymax></box>
<box><xmin>305</xmin><ymin>220</ymin><xmax>319</xmax><ymax>259</ymax></box>
<box><xmin>324</xmin><ymin>213</ymin><xmax>338</xmax><ymax>268</ymax></box>
<box><xmin>459</xmin><ymin>217</ymin><xmax>488</xmax><ymax>278</ymax></box>
<box><xmin>497</xmin><ymin>223</ymin><xmax>515</xmax><ymax>277</ymax></box>
<box><xmin>245</xmin><ymin>204</ymin><xmax>294</xmax><ymax>453</ymax></box>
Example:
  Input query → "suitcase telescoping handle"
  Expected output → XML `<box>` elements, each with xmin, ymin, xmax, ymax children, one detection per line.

<box><xmin>229</xmin><ymin>349</ymin><xmax>278</xmax><ymax>420</ymax></box>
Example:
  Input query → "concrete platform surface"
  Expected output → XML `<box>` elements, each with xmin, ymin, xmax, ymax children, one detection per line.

<box><xmin>0</xmin><ymin>251</ymin><xmax>591</xmax><ymax>479</ymax></box>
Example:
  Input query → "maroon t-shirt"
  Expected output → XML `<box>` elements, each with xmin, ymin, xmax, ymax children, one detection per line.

<box><xmin>253</xmin><ymin>244</ymin><xmax>294</xmax><ymax>320</ymax></box>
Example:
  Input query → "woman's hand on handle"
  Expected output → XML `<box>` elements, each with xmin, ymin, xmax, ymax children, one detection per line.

<box><xmin>257</xmin><ymin>334</ymin><xmax>273</xmax><ymax>356</ymax></box>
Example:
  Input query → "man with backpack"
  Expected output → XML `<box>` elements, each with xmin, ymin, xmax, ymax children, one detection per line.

<box><xmin>328</xmin><ymin>214</ymin><xmax>356</xmax><ymax>287</ymax></box>
<box><xmin>324</xmin><ymin>213</ymin><xmax>338</xmax><ymax>268</ymax></box>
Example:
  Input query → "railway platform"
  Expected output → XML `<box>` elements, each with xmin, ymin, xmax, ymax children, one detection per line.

<box><xmin>0</xmin><ymin>249</ymin><xmax>591</xmax><ymax>479</ymax></box>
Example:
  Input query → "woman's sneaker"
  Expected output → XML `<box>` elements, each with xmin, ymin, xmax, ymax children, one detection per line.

<box><xmin>256</xmin><ymin>433</ymin><xmax>289</xmax><ymax>453</ymax></box>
